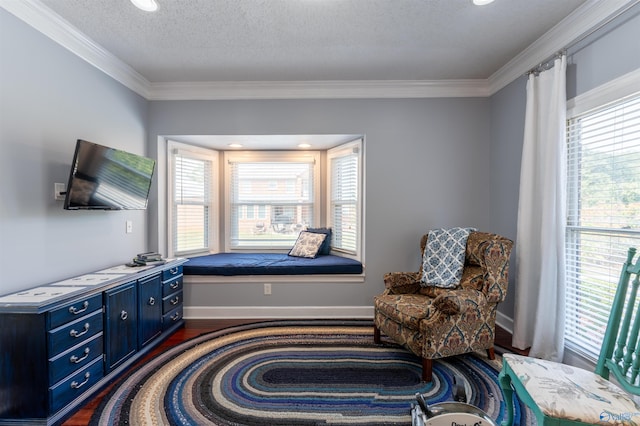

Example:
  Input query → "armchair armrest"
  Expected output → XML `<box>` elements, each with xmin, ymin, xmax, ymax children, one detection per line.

<box><xmin>432</xmin><ymin>288</ymin><xmax>487</xmax><ymax>316</ymax></box>
<box><xmin>383</xmin><ymin>272</ymin><xmax>421</xmax><ymax>294</ymax></box>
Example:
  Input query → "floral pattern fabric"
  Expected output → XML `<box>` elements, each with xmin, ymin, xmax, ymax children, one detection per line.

<box><xmin>374</xmin><ymin>231</ymin><xmax>513</xmax><ymax>365</ymax></box>
<box><xmin>288</xmin><ymin>231</ymin><xmax>327</xmax><ymax>258</ymax></box>
<box><xmin>502</xmin><ymin>353</ymin><xmax>640</xmax><ymax>424</ymax></box>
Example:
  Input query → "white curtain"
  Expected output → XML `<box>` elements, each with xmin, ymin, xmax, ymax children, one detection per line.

<box><xmin>512</xmin><ymin>55</ymin><xmax>567</xmax><ymax>362</ymax></box>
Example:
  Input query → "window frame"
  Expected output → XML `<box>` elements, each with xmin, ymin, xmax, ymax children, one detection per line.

<box><xmin>167</xmin><ymin>140</ymin><xmax>219</xmax><ymax>258</ymax></box>
<box><xmin>564</xmin><ymin>71</ymin><xmax>640</xmax><ymax>361</ymax></box>
<box><xmin>223</xmin><ymin>150</ymin><xmax>322</xmax><ymax>252</ymax></box>
<box><xmin>327</xmin><ymin>139</ymin><xmax>363</xmax><ymax>258</ymax></box>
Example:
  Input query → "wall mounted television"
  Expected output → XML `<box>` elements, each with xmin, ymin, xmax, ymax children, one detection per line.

<box><xmin>63</xmin><ymin>139</ymin><xmax>155</xmax><ymax>210</ymax></box>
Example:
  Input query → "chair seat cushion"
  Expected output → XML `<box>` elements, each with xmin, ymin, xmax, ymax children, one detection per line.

<box><xmin>374</xmin><ymin>294</ymin><xmax>434</xmax><ymax>330</ymax></box>
<box><xmin>504</xmin><ymin>353</ymin><xmax>640</xmax><ymax>423</ymax></box>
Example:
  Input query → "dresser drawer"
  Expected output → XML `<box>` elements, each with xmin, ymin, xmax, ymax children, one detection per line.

<box><xmin>162</xmin><ymin>306</ymin><xmax>183</xmax><ymax>330</ymax></box>
<box><xmin>48</xmin><ymin>310</ymin><xmax>103</xmax><ymax>358</ymax></box>
<box><xmin>162</xmin><ymin>275</ymin><xmax>183</xmax><ymax>297</ymax></box>
<box><xmin>49</xmin><ymin>356</ymin><xmax>103</xmax><ymax>414</ymax></box>
<box><xmin>49</xmin><ymin>293</ymin><xmax>102</xmax><ymax>329</ymax></box>
<box><xmin>162</xmin><ymin>291</ymin><xmax>182</xmax><ymax>314</ymax></box>
<box><xmin>162</xmin><ymin>266</ymin><xmax>182</xmax><ymax>281</ymax></box>
<box><xmin>49</xmin><ymin>333</ymin><xmax>103</xmax><ymax>385</ymax></box>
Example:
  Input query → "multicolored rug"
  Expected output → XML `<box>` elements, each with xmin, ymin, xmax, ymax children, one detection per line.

<box><xmin>91</xmin><ymin>320</ymin><xmax>534</xmax><ymax>425</ymax></box>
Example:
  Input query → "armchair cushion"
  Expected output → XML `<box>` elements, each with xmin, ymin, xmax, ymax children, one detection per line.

<box><xmin>374</xmin><ymin>289</ymin><xmax>487</xmax><ymax>330</ymax></box>
<box><xmin>421</xmin><ymin>227</ymin><xmax>475</xmax><ymax>288</ymax></box>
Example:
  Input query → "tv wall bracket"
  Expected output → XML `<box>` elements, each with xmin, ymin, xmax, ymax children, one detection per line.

<box><xmin>54</xmin><ymin>182</ymin><xmax>67</xmax><ymax>201</ymax></box>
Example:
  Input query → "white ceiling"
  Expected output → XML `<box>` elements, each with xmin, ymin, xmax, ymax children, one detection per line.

<box><xmin>35</xmin><ymin>0</ymin><xmax>586</xmax><ymax>83</ymax></box>
<box><xmin>3</xmin><ymin>0</ymin><xmax>631</xmax><ymax>149</ymax></box>
<box><xmin>3</xmin><ymin>0</ymin><xmax>634</xmax><ymax>100</ymax></box>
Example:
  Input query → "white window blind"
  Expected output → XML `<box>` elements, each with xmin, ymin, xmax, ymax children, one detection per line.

<box><xmin>328</xmin><ymin>140</ymin><xmax>362</xmax><ymax>255</ymax></box>
<box><xmin>169</xmin><ymin>143</ymin><xmax>218</xmax><ymax>256</ymax></box>
<box><xmin>227</xmin><ymin>152</ymin><xmax>319</xmax><ymax>249</ymax></box>
<box><xmin>565</xmin><ymin>93</ymin><xmax>640</xmax><ymax>360</ymax></box>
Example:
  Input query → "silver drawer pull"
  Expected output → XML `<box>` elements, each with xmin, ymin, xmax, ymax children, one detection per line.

<box><xmin>148</xmin><ymin>297</ymin><xmax>156</xmax><ymax>306</ymax></box>
<box><xmin>171</xmin><ymin>312</ymin><xmax>181</xmax><ymax>321</ymax></box>
<box><xmin>170</xmin><ymin>282</ymin><xmax>179</xmax><ymax>289</ymax></box>
<box><xmin>69</xmin><ymin>301</ymin><xmax>89</xmax><ymax>315</ymax></box>
<box><xmin>70</xmin><ymin>372</ymin><xmax>90</xmax><ymax>389</ymax></box>
<box><xmin>69</xmin><ymin>323</ymin><xmax>90</xmax><ymax>338</ymax></box>
<box><xmin>170</xmin><ymin>296</ymin><xmax>180</xmax><ymax>305</ymax></box>
<box><xmin>120</xmin><ymin>310</ymin><xmax>128</xmax><ymax>321</ymax></box>
<box><xmin>70</xmin><ymin>348</ymin><xmax>90</xmax><ymax>364</ymax></box>
<box><xmin>169</xmin><ymin>267</ymin><xmax>178</xmax><ymax>275</ymax></box>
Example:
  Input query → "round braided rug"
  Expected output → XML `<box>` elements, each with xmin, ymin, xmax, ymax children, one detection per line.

<box><xmin>91</xmin><ymin>320</ymin><xmax>534</xmax><ymax>425</ymax></box>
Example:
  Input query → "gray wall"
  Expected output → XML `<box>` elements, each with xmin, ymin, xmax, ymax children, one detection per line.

<box><xmin>0</xmin><ymin>9</ymin><xmax>149</xmax><ymax>294</ymax></box>
<box><xmin>3</xmin><ymin>3</ymin><xmax>638</xmax><ymax>323</ymax></box>
<box><xmin>148</xmin><ymin>98</ymin><xmax>493</xmax><ymax>308</ymax></box>
<box><xmin>488</xmin><ymin>76</ymin><xmax>527</xmax><ymax>321</ymax></box>
<box><xmin>567</xmin><ymin>8</ymin><xmax>640</xmax><ymax>100</ymax></box>
<box><xmin>488</xmin><ymin>7</ymin><xmax>640</xmax><ymax>324</ymax></box>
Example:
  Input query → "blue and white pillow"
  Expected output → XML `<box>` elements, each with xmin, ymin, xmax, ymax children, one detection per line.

<box><xmin>289</xmin><ymin>231</ymin><xmax>327</xmax><ymax>259</ymax></box>
<box><xmin>421</xmin><ymin>227</ymin><xmax>475</xmax><ymax>288</ymax></box>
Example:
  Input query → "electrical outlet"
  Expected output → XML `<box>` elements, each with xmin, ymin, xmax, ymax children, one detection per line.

<box><xmin>264</xmin><ymin>283</ymin><xmax>272</xmax><ymax>295</ymax></box>
<box><xmin>126</xmin><ymin>220</ymin><xmax>133</xmax><ymax>234</ymax></box>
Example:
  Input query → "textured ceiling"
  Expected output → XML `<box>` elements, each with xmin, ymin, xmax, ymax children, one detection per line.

<box><xmin>38</xmin><ymin>0</ymin><xmax>587</xmax><ymax>83</ymax></box>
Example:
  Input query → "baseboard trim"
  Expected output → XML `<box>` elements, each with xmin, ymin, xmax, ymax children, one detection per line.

<box><xmin>186</xmin><ymin>306</ymin><xmax>515</xmax><ymax>330</ymax></box>
<box><xmin>496</xmin><ymin>311</ymin><xmax>514</xmax><ymax>334</ymax></box>
<box><xmin>184</xmin><ymin>305</ymin><xmax>374</xmax><ymax>319</ymax></box>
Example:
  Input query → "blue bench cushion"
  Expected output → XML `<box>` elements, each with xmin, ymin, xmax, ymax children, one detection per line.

<box><xmin>183</xmin><ymin>253</ymin><xmax>363</xmax><ymax>276</ymax></box>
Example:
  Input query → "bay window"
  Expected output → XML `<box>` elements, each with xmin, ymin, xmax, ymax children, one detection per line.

<box><xmin>167</xmin><ymin>137</ymin><xmax>364</xmax><ymax>261</ymax></box>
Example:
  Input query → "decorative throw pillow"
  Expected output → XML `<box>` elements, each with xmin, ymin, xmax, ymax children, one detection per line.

<box><xmin>421</xmin><ymin>227</ymin><xmax>475</xmax><ymax>288</ymax></box>
<box><xmin>305</xmin><ymin>227</ymin><xmax>332</xmax><ymax>255</ymax></box>
<box><xmin>289</xmin><ymin>231</ymin><xmax>327</xmax><ymax>258</ymax></box>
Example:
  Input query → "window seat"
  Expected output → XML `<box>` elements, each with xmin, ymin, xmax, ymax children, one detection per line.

<box><xmin>183</xmin><ymin>253</ymin><xmax>364</xmax><ymax>276</ymax></box>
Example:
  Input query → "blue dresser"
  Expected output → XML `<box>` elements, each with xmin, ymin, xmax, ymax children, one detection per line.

<box><xmin>0</xmin><ymin>259</ymin><xmax>186</xmax><ymax>425</ymax></box>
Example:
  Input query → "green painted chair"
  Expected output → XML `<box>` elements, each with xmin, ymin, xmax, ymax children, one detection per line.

<box><xmin>499</xmin><ymin>247</ymin><xmax>640</xmax><ymax>425</ymax></box>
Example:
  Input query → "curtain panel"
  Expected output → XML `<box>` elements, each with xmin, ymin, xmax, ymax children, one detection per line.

<box><xmin>513</xmin><ymin>55</ymin><xmax>567</xmax><ymax>362</ymax></box>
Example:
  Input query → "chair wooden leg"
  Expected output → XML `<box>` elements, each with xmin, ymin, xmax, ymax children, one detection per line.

<box><xmin>487</xmin><ymin>347</ymin><xmax>495</xmax><ymax>360</ymax></box>
<box><xmin>498</xmin><ymin>366</ymin><xmax>514</xmax><ymax>426</ymax></box>
<box><xmin>422</xmin><ymin>358</ymin><xmax>433</xmax><ymax>382</ymax></box>
<box><xmin>373</xmin><ymin>324</ymin><xmax>381</xmax><ymax>344</ymax></box>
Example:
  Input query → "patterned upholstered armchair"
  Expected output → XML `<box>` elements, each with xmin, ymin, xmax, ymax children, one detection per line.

<box><xmin>373</xmin><ymin>231</ymin><xmax>513</xmax><ymax>382</ymax></box>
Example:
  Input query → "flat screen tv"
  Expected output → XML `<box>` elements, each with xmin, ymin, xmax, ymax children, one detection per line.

<box><xmin>63</xmin><ymin>139</ymin><xmax>155</xmax><ymax>210</ymax></box>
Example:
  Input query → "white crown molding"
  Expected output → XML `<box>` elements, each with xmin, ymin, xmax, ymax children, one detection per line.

<box><xmin>2</xmin><ymin>0</ymin><xmax>635</xmax><ymax>100</ymax></box>
<box><xmin>0</xmin><ymin>0</ymin><xmax>151</xmax><ymax>98</ymax></box>
<box><xmin>148</xmin><ymin>79</ymin><xmax>490</xmax><ymax>101</ymax></box>
<box><xmin>488</xmin><ymin>0</ymin><xmax>639</xmax><ymax>95</ymax></box>
<box><xmin>184</xmin><ymin>305</ymin><xmax>374</xmax><ymax>320</ymax></box>
<box><xmin>567</xmin><ymin>67</ymin><xmax>640</xmax><ymax>116</ymax></box>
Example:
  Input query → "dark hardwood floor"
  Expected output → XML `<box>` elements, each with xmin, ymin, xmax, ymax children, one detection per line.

<box><xmin>62</xmin><ymin>319</ymin><xmax>526</xmax><ymax>426</ymax></box>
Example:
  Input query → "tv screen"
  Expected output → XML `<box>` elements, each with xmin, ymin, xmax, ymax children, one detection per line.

<box><xmin>63</xmin><ymin>139</ymin><xmax>155</xmax><ymax>210</ymax></box>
